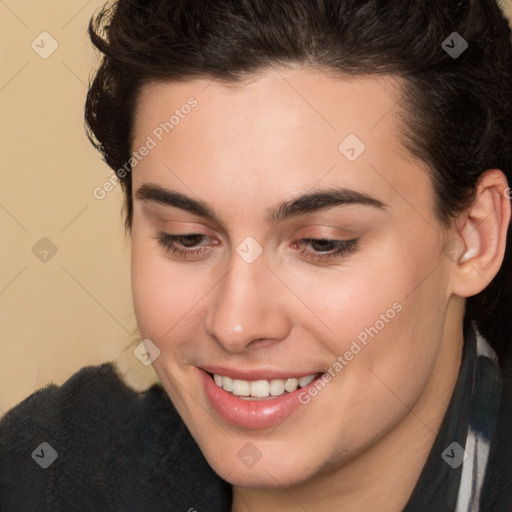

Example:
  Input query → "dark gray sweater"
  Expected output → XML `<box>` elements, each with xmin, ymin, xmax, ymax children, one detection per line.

<box><xmin>1</xmin><ymin>328</ymin><xmax>511</xmax><ymax>511</ymax></box>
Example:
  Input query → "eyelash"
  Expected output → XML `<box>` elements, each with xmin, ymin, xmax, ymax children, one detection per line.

<box><xmin>154</xmin><ymin>232</ymin><xmax>360</xmax><ymax>262</ymax></box>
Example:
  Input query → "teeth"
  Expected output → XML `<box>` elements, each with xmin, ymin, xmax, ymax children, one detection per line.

<box><xmin>284</xmin><ymin>378</ymin><xmax>299</xmax><ymax>392</ymax></box>
<box><xmin>212</xmin><ymin>373</ymin><xmax>319</xmax><ymax>398</ymax></box>
<box><xmin>298</xmin><ymin>375</ymin><xmax>316</xmax><ymax>388</ymax></box>
<box><xmin>232</xmin><ymin>379</ymin><xmax>250</xmax><ymax>396</ymax></box>
<box><xmin>250</xmin><ymin>380</ymin><xmax>270</xmax><ymax>397</ymax></box>
<box><xmin>269</xmin><ymin>379</ymin><xmax>285</xmax><ymax>396</ymax></box>
<box><xmin>223</xmin><ymin>376</ymin><xmax>233</xmax><ymax>392</ymax></box>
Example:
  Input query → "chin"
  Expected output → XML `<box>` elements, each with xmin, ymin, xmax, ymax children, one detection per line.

<box><xmin>217</xmin><ymin>462</ymin><xmax>312</xmax><ymax>489</ymax></box>
<box><xmin>198</xmin><ymin>437</ymin><xmax>325</xmax><ymax>489</ymax></box>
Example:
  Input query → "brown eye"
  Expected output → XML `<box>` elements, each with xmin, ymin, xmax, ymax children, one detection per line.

<box><xmin>295</xmin><ymin>238</ymin><xmax>360</xmax><ymax>262</ymax></box>
<box><xmin>154</xmin><ymin>232</ymin><xmax>215</xmax><ymax>260</ymax></box>
<box><xmin>178</xmin><ymin>234</ymin><xmax>206</xmax><ymax>247</ymax></box>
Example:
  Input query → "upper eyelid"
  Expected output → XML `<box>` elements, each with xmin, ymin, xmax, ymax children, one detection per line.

<box><xmin>156</xmin><ymin>220</ymin><xmax>359</xmax><ymax>237</ymax></box>
<box><xmin>143</xmin><ymin>203</ymin><xmax>371</xmax><ymax>241</ymax></box>
<box><xmin>163</xmin><ymin>232</ymin><xmax>353</xmax><ymax>241</ymax></box>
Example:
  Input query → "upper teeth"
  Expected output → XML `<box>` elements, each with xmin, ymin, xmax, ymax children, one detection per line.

<box><xmin>213</xmin><ymin>373</ymin><xmax>318</xmax><ymax>398</ymax></box>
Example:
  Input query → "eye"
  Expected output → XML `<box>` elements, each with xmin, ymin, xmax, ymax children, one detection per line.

<box><xmin>154</xmin><ymin>232</ymin><xmax>215</xmax><ymax>260</ymax></box>
<box><xmin>293</xmin><ymin>238</ymin><xmax>360</xmax><ymax>262</ymax></box>
<box><xmin>154</xmin><ymin>232</ymin><xmax>360</xmax><ymax>263</ymax></box>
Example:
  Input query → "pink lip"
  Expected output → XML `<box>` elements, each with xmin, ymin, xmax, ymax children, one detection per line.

<box><xmin>198</xmin><ymin>368</ymin><xmax>324</xmax><ymax>430</ymax></box>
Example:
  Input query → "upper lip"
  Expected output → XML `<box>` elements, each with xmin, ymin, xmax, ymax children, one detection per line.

<box><xmin>199</xmin><ymin>365</ymin><xmax>323</xmax><ymax>381</ymax></box>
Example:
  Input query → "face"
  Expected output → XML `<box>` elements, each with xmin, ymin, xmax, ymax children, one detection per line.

<box><xmin>130</xmin><ymin>67</ymin><xmax>455</xmax><ymax>488</ymax></box>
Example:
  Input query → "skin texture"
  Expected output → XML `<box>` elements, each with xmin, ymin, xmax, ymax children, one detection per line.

<box><xmin>129</xmin><ymin>67</ymin><xmax>510</xmax><ymax>511</ymax></box>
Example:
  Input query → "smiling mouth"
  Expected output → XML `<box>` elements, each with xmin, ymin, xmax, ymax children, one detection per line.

<box><xmin>208</xmin><ymin>372</ymin><xmax>321</xmax><ymax>400</ymax></box>
<box><xmin>200</xmin><ymin>368</ymin><xmax>326</xmax><ymax>429</ymax></box>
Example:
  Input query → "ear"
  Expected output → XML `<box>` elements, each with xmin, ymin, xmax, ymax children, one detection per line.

<box><xmin>449</xmin><ymin>169</ymin><xmax>511</xmax><ymax>298</ymax></box>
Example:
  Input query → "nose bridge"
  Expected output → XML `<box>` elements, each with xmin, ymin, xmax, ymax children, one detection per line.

<box><xmin>206</xmin><ymin>250</ymin><xmax>290</xmax><ymax>350</ymax></box>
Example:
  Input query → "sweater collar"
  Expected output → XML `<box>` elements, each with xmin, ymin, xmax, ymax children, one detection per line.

<box><xmin>403</xmin><ymin>324</ymin><xmax>501</xmax><ymax>511</ymax></box>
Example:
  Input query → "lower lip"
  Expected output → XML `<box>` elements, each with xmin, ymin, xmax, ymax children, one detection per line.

<box><xmin>199</xmin><ymin>369</ymin><xmax>323</xmax><ymax>430</ymax></box>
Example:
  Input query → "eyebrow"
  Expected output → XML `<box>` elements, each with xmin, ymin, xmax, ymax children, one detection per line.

<box><xmin>135</xmin><ymin>183</ymin><xmax>387</xmax><ymax>223</ymax></box>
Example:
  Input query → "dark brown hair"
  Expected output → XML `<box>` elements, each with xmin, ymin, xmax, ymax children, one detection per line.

<box><xmin>85</xmin><ymin>0</ymin><xmax>512</xmax><ymax>364</ymax></box>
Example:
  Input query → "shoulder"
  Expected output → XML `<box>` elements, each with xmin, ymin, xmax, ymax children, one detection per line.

<box><xmin>0</xmin><ymin>363</ymin><xmax>147</xmax><ymax>510</ymax></box>
<box><xmin>0</xmin><ymin>363</ymin><xmax>152</xmax><ymax>456</ymax></box>
<box><xmin>0</xmin><ymin>363</ymin><xmax>231</xmax><ymax>511</ymax></box>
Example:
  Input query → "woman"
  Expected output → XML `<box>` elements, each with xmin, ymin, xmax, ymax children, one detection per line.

<box><xmin>1</xmin><ymin>0</ymin><xmax>511</xmax><ymax>510</ymax></box>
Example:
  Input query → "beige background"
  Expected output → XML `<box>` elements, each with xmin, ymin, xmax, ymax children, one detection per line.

<box><xmin>0</xmin><ymin>0</ymin><xmax>157</xmax><ymax>416</ymax></box>
<box><xmin>1</xmin><ymin>0</ymin><xmax>511</xmax><ymax>415</ymax></box>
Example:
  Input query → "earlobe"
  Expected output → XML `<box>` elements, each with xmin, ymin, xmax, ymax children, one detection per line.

<box><xmin>450</xmin><ymin>170</ymin><xmax>511</xmax><ymax>298</ymax></box>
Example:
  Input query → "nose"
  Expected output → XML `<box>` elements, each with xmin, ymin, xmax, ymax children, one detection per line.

<box><xmin>205</xmin><ymin>253</ymin><xmax>292</xmax><ymax>353</ymax></box>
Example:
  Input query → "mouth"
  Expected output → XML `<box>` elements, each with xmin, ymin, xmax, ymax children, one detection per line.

<box><xmin>198</xmin><ymin>368</ymin><xmax>326</xmax><ymax>429</ymax></box>
<box><xmin>211</xmin><ymin>372</ymin><xmax>319</xmax><ymax>400</ymax></box>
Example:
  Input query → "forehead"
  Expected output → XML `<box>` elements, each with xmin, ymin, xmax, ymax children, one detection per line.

<box><xmin>131</xmin><ymin>67</ymin><xmax>432</xmax><ymax>217</ymax></box>
<box><xmin>134</xmin><ymin>67</ymin><xmax>406</xmax><ymax>145</ymax></box>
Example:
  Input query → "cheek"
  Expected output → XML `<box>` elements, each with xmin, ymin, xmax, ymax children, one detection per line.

<box><xmin>329</xmin><ymin>247</ymin><xmax>449</xmax><ymax>417</ymax></box>
<box><xmin>131</xmin><ymin>233</ymin><xmax>186</xmax><ymax>340</ymax></box>
<box><xmin>286</xmin><ymin>236</ymin><xmax>448</xmax><ymax>374</ymax></box>
<box><xmin>291</xmin><ymin>273</ymin><xmax>395</xmax><ymax>351</ymax></box>
<box><xmin>130</xmin><ymin>232</ymin><xmax>218</xmax><ymax>359</ymax></box>
<box><xmin>277</xmin><ymin>251</ymin><xmax>410</xmax><ymax>352</ymax></box>
<box><xmin>131</xmin><ymin>242</ymin><xmax>163</xmax><ymax>335</ymax></box>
